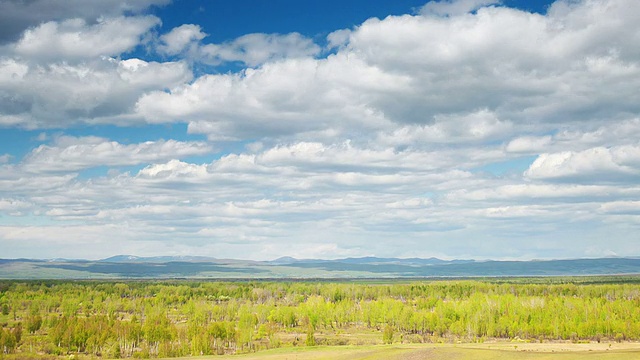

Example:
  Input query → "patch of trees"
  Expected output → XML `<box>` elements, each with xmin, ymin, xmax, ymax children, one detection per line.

<box><xmin>0</xmin><ymin>279</ymin><xmax>639</xmax><ymax>358</ymax></box>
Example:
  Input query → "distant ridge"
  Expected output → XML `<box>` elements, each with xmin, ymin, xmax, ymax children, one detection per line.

<box><xmin>1</xmin><ymin>256</ymin><xmax>640</xmax><ymax>279</ymax></box>
<box><xmin>266</xmin><ymin>256</ymin><xmax>474</xmax><ymax>266</ymax></box>
<box><xmin>99</xmin><ymin>255</ymin><xmax>218</xmax><ymax>263</ymax></box>
<box><xmin>335</xmin><ymin>257</ymin><xmax>475</xmax><ymax>266</ymax></box>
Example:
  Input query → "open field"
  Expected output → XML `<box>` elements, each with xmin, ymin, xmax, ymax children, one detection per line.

<box><xmin>167</xmin><ymin>343</ymin><xmax>640</xmax><ymax>360</ymax></box>
<box><xmin>2</xmin><ymin>278</ymin><xmax>640</xmax><ymax>358</ymax></box>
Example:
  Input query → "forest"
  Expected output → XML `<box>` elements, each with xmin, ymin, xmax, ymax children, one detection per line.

<box><xmin>1</xmin><ymin>278</ymin><xmax>640</xmax><ymax>359</ymax></box>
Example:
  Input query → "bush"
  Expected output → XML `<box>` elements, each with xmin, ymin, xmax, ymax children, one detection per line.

<box><xmin>107</xmin><ymin>343</ymin><xmax>122</xmax><ymax>359</ymax></box>
<box><xmin>615</xmin><ymin>333</ymin><xmax>625</xmax><ymax>343</ymax></box>
<box><xmin>305</xmin><ymin>325</ymin><xmax>316</xmax><ymax>346</ymax></box>
<box><xmin>383</xmin><ymin>324</ymin><xmax>394</xmax><ymax>344</ymax></box>
<box><xmin>26</xmin><ymin>315</ymin><xmax>43</xmax><ymax>333</ymax></box>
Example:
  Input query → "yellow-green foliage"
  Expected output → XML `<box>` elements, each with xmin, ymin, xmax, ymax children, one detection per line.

<box><xmin>1</xmin><ymin>279</ymin><xmax>640</xmax><ymax>358</ymax></box>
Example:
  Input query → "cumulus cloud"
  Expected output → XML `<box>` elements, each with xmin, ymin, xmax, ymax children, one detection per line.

<box><xmin>420</xmin><ymin>0</ymin><xmax>500</xmax><ymax>16</ymax></box>
<box><xmin>155</xmin><ymin>26</ymin><xmax>321</xmax><ymax>67</ymax></box>
<box><xmin>136</xmin><ymin>53</ymin><xmax>412</xmax><ymax>140</ymax></box>
<box><xmin>0</xmin><ymin>198</ymin><xmax>32</xmax><ymax>216</ymax></box>
<box><xmin>5</xmin><ymin>0</ymin><xmax>640</xmax><ymax>144</ymax></box>
<box><xmin>198</xmin><ymin>32</ymin><xmax>321</xmax><ymax>67</ymax></box>
<box><xmin>0</xmin><ymin>8</ymin><xmax>194</xmax><ymax>128</ymax></box>
<box><xmin>135</xmin><ymin>142</ymin><xmax>473</xmax><ymax>191</ymax></box>
<box><xmin>326</xmin><ymin>29</ymin><xmax>351</xmax><ymax>49</ymax></box>
<box><xmin>157</xmin><ymin>24</ymin><xmax>206</xmax><ymax>56</ymax></box>
<box><xmin>134</xmin><ymin>0</ymin><xmax>640</xmax><ymax>145</ymax></box>
<box><xmin>524</xmin><ymin>145</ymin><xmax>640</xmax><ymax>183</ymax></box>
<box><xmin>22</xmin><ymin>136</ymin><xmax>212</xmax><ymax>173</ymax></box>
<box><xmin>3</xmin><ymin>136</ymin><xmax>640</xmax><ymax>259</ymax></box>
<box><xmin>14</xmin><ymin>16</ymin><xmax>160</xmax><ymax>61</ymax></box>
<box><xmin>507</xmin><ymin>119</ymin><xmax>640</xmax><ymax>154</ymax></box>
<box><xmin>0</xmin><ymin>57</ymin><xmax>191</xmax><ymax>128</ymax></box>
<box><xmin>506</xmin><ymin>136</ymin><xmax>553</xmax><ymax>153</ymax></box>
<box><xmin>137</xmin><ymin>159</ymin><xmax>209</xmax><ymax>178</ymax></box>
<box><xmin>0</xmin><ymin>0</ymin><xmax>169</xmax><ymax>44</ymax></box>
<box><xmin>2</xmin><ymin>0</ymin><xmax>640</xmax><ymax>260</ymax></box>
<box><xmin>379</xmin><ymin>109</ymin><xmax>512</xmax><ymax>146</ymax></box>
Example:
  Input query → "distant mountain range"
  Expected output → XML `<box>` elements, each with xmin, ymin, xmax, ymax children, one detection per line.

<box><xmin>99</xmin><ymin>255</ymin><xmax>219</xmax><ymax>263</ymax></box>
<box><xmin>1</xmin><ymin>255</ymin><xmax>640</xmax><ymax>279</ymax></box>
<box><xmin>96</xmin><ymin>254</ymin><xmax>477</xmax><ymax>265</ymax></box>
<box><xmin>266</xmin><ymin>256</ymin><xmax>475</xmax><ymax>266</ymax></box>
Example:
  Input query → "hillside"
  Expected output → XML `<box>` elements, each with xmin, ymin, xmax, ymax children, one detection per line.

<box><xmin>1</xmin><ymin>256</ymin><xmax>640</xmax><ymax>279</ymax></box>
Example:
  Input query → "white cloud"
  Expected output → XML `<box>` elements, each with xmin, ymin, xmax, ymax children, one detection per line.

<box><xmin>133</xmin><ymin>0</ymin><xmax>640</xmax><ymax>147</ymax></box>
<box><xmin>507</xmin><ymin>118</ymin><xmax>640</xmax><ymax>155</ymax></box>
<box><xmin>0</xmin><ymin>58</ymin><xmax>28</xmax><ymax>81</ymax></box>
<box><xmin>3</xmin><ymin>135</ymin><xmax>640</xmax><ymax>259</ymax></box>
<box><xmin>0</xmin><ymin>198</ymin><xmax>33</xmax><ymax>216</ymax></box>
<box><xmin>525</xmin><ymin>145</ymin><xmax>640</xmax><ymax>182</ymax></box>
<box><xmin>448</xmin><ymin>183</ymin><xmax>639</xmax><ymax>202</ymax></box>
<box><xmin>138</xmin><ymin>159</ymin><xmax>209</xmax><ymax>178</ymax></box>
<box><xmin>506</xmin><ymin>135</ymin><xmax>553</xmax><ymax>153</ymax></box>
<box><xmin>136</xmin><ymin>56</ymin><xmax>394</xmax><ymax>138</ymax></box>
<box><xmin>0</xmin><ymin>223</ymin><xmax>149</xmax><ymax>259</ymax></box>
<box><xmin>599</xmin><ymin>201</ymin><xmax>640</xmax><ymax>215</ymax></box>
<box><xmin>132</xmin><ymin>143</ymin><xmax>475</xmax><ymax>194</ymax></box>
<box><xmin>0</xmin><ymin>164</ymin><xmax>78</xmax><ymax>193</ymax></box>
<box><xmin>199</xmin><ymin>32</ymin><xmax>321</xmax><ymax>67</ymax></box>
<box><xmin>157</xmin><ymin>24</ymin><xmax>207</xmax><ymax>56</ymax></box>
<box><xmin>420</xmin><ymin>0</ymin><xmax>500</xmax><ymax>17</ymax></box>
<box><xmin>2</xmin><ymin>0</ymin><xmax>640</xmax><ymax>260</ymax></box>
<box><xmin>349</xmin><ymin>1</ymin><xmax>640</xmax><ymax>124</ymax></box>
<box><xmin>478</xmin><ymin>205</ymin><xmax>551</xmax><ymax>218</ymax></box>
<box><xmin>14</xmin><ymin>16</ymin><xmax>160</xmax><ymax>61</ymax></box>
<box><xmin>155</xmin><ymin>26</ymin><xmax>320</xmax><ymax>67</ymax></box>
<box><xmin>255</xmin><ymin>141</ymin><xmax>438</xmax><ymax>171</ymax></box>
<box><xmin>136</xmin><ymin>51</ymin><xmax>415</xmax><ymax>140</ymax></box>
<box><xmin>0</xmin><ymin>0</ymin><xmax>169</xmax><ymax>44</ymax></box>
<box><xmin>22</xmin><ymin>136</ymin><xmax>212</xmax><ymax>173</ymax></box>
<box><xmin>0</xmin><ymin>10</ymin><xmax>196</xmax><ymax>128</ymax></box>
<box><xmin>326</xmin><ymin>29</ymin><xmax>351</xmax><ymax>49</ymax></box>
<box><xmin>379</xmin><ymin>109</ymin><xmax>512</xmax><ymax>146</ymax></box>
<box><xmin>0</xmin><ymin>154</ymin><xmax>11</xmax><ymax>164</ymax></box>
<box><xmin>0</xmin><ymin>57</ymin><xmax>191</xmax><ymax>128</ymax></box>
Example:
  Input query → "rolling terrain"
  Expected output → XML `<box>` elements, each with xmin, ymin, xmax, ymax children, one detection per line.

<box><xmin>1</xmin><ymin>256</ymin><xmax>640</xmax><ymax>279</ymax></box>
<box><xmin>174</xmin><ymin>343</ymin><xmax>640</xmax><ymax>360</ymax></box>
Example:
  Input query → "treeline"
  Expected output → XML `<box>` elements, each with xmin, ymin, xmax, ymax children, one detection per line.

<box><xmin>1</xmin><ymin>279</ymin><xmax>640</xmax><ymax>358</ymax></box>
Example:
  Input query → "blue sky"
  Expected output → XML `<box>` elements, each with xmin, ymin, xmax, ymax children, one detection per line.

<box><xmin>1</xmin><ymin>0</ymin><xmax>639</xmax><ymax>260</ymax></box>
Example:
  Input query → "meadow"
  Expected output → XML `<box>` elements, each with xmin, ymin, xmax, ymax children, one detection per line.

<box><xmin>178</xmin><ymin>343</ymin><xmax>640</xmax><ymax>360</ymax></box>
<box><xmin>1</xmin><ymin>278</ymin><xmax>640</xmax><ymax>359</ymax></box>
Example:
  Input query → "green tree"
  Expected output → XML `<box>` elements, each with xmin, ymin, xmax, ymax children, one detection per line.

<box><xmin>383</xmin><ymin>324</ymin><xmax>394</xmax><ymax>344</ymax></box>
<box><xmin>305</xmin><ymin>324</ymin><xmax>316</xmax><ymax>346</ymax></box>
<box><xmin>26</xmin><ymin>314</ymin><xmax>43</xmax><ymax>333</ymax></box>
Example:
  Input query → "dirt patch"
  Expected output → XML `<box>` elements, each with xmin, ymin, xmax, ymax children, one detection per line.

<box><xmin>398</xmin><ymin>348</ymin><xmax>437</xmax><ymax>360</ymax></box>
<box><xmin>465</xmin><ymin>341</ymin><xmax>640</xmax><ymax>353</ymax></box>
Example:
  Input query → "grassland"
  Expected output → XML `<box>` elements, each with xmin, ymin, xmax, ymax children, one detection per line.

<box><xmin>2</xmin><ymin>278</ymin><xmax>640</xmax><ymax>359</ymax></box>
<box><xmin>168</xmin><ymin>343</ymin><xmax>640</xmax><ymax>360</ymax></box>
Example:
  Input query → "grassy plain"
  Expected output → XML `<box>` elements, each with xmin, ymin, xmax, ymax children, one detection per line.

<box><xmin>168</xmin><ymin>343</ymin><xmax>640</xmax><ymax>360</ymax></box>
<box><xmin>2</xmin><ymin>278</ymin><xmax>640</xmax><ymax>359</ymax></box>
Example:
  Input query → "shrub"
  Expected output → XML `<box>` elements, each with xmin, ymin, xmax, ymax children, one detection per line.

<box><xmin>383</xmin><ymin>324</ymin><xmax>394</xmax><ymax>344</ymax></box>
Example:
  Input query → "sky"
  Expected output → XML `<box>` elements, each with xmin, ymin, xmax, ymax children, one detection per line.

<box><xmin>1</xmin><ymin>0</ymin><xmax>639</xmax><ymax>261</ymax></box>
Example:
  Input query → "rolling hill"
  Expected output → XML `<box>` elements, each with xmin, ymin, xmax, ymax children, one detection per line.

<box><xmin>1</xmin><ymin>255</ymin><xmax>640</xmax><ymax>279</ymax></box>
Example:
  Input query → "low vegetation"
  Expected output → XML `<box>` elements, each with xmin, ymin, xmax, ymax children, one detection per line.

<box><xmin>1</xmin><ymin>278</ymin><xmax>639</xmax><ymax>358</ymax></box>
